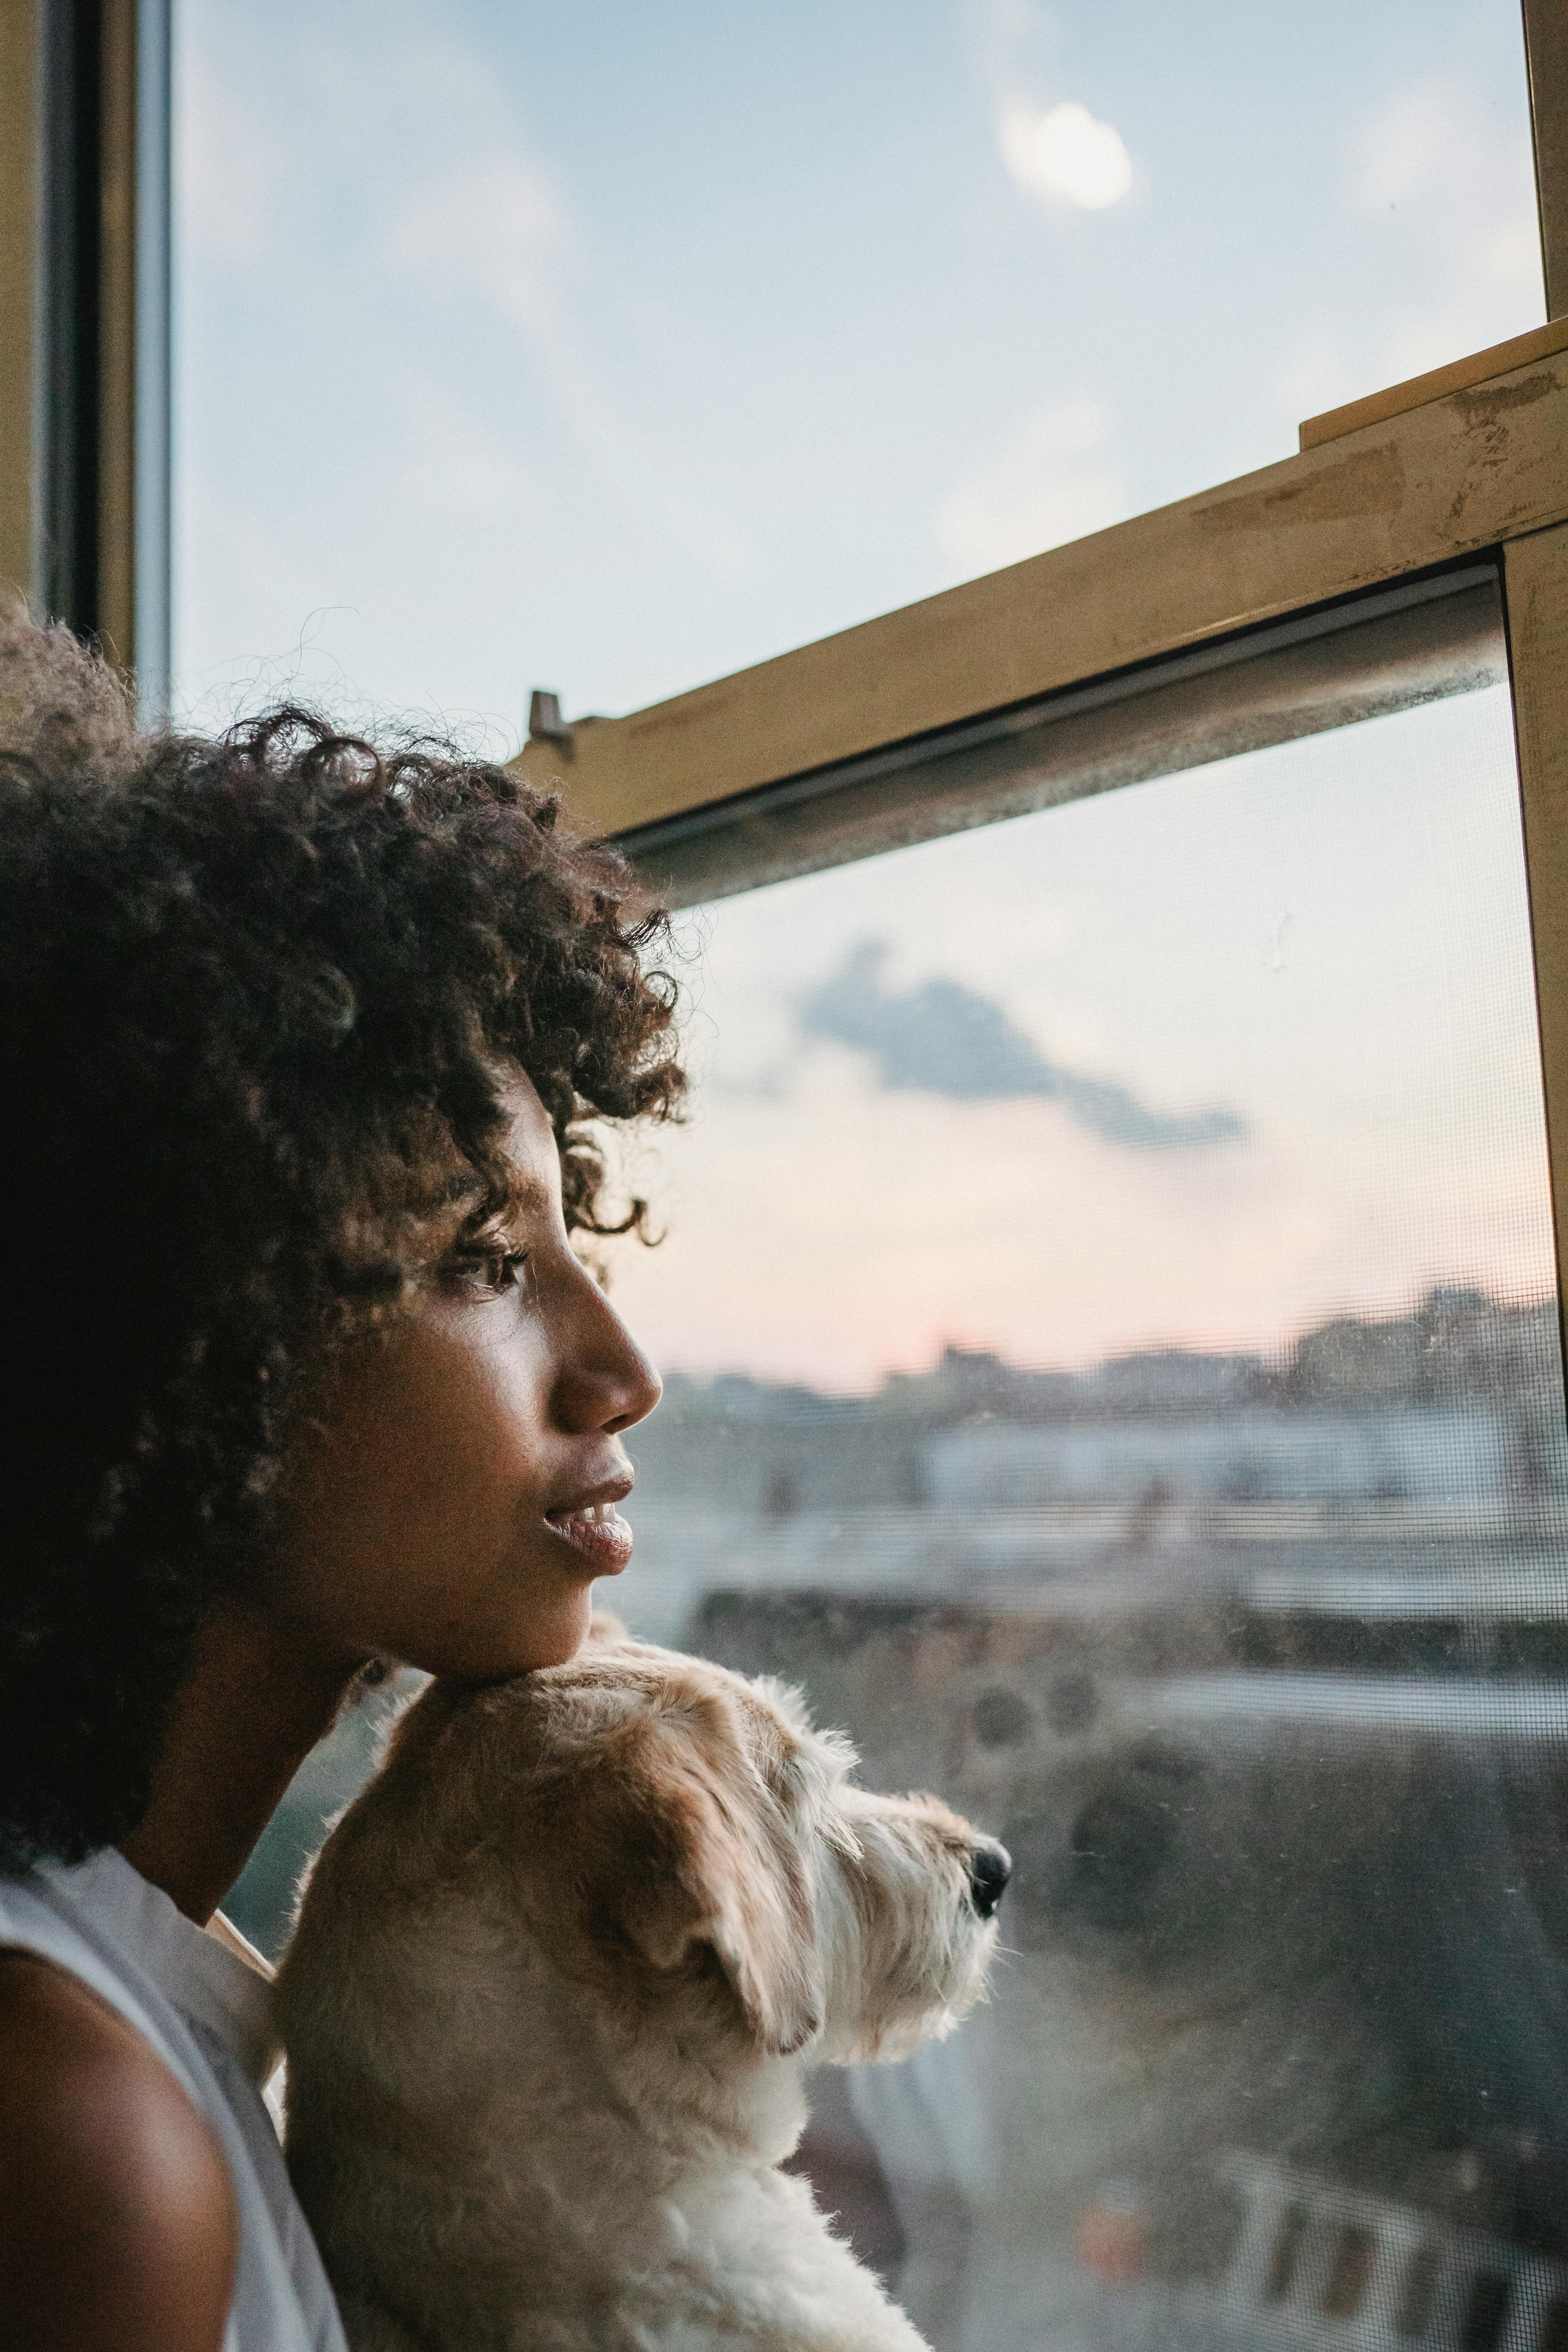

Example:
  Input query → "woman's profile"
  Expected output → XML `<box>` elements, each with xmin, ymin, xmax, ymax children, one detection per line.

<box><xmin>0</xmin><ymin>609</ymin><xmax>684</xmax><ymax>2351</ymax></box>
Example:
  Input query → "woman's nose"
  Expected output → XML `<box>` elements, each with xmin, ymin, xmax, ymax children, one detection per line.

<box><xmin>601</xmin><ymin>1331</ymin><xmax>662</xmax><ymax>1433</ymax></box>
<box><xmin>551</xmin><ymin>1269</ymin><xmax>662</xmax><ymax>1434</ymax></box>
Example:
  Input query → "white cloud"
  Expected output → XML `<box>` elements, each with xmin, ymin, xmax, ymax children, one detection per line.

<box><xmin>1356</xmin><ymin>84</ymin><xmax>1452</xmax><ymax>210</ymax></box>
<box><xmin>174</xmin><ymin>45</ymin><xmax>285</xmax><ymax>263</ymax></box>
<box><xmin>999</xmin><ymin>100</ymin><xmax>1133</xmax><ymax>210</ymax></box>
<box><xmin>176</xmin><ymin>5</ymin><xmax>751</xmax><ymax>618</ymax></box>
<box><xmin>934</xmin><ymin>399</ymin><xmax>1130</xmax><ymax>578</ymax></box>
<box><xmin>387</xmin><ymin>152</ymin><xmax>566</xmax><ymax>334</ymax></box>
<box><xmin>1351</xmin><ymin>81</ymin><xmax>1543</xmax><ymax>379</ymax></box>
<box><xmin>1273</xmin><ymin>82</ymin><xmax>1543</xmax><ymax>440</ymax></box>
<box><xmin>384</xmin><ymin>141</ymin><xmax>750</xmax><ymax>585</ymax></box>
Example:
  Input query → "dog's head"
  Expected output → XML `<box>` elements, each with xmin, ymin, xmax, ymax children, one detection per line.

<box><xmin>372</xmin><ymin>1617</ymin><xmax>1007</xmax><ymax>2069</ymax></box>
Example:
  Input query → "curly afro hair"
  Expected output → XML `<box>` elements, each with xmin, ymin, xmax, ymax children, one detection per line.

<box><xmin>0</xmin><ymin>611</ymin><xmax>685</xmax><ymax>1873</ymax></box>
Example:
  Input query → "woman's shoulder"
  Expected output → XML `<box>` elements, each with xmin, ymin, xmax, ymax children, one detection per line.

<box><xmin>0</xmin><ymin>1948</ymin><xmax>238</xmax><ymax>2351</ymax></box>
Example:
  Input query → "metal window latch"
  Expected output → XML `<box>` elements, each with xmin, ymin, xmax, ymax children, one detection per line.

<box><xmin>528</xmin><ymin>688</ymin><xmax>573</xmax><ymax>747</ymax></box>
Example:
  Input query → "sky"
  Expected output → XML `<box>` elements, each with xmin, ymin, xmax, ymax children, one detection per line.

<box><xmin>172</xmin><ymin>0</ymin><xmax>1543</xmax><ymax>736</ymax></box>
<box><xmin>599</xmin><ymin>682</ymin><xmax>1557</xmax><ymax>1389</ymax></box>
<box><xmin>169</xmin><ymin>4</ymin><xmax>1554</xmax><ymax>1391</ymax></box>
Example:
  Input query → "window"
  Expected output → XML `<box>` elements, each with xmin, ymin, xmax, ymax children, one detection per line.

<box><xmin>171</xmin><ymin>1</ymin><xmax>1543</xmax><ymax>723</ymax></box>
<box><xmin>595</xmin><ymin>587</ymin><xmax>1568</xmax><ymax>2345</ymax></box>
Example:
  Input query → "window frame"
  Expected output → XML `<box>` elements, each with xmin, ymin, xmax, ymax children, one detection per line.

<box><xmin>0</xmin><ymin>0</ymin><xmax>171</xmax><ymax>701</ymax></box>
<box><xmin>1524</xmin><ymin>0</ymin><xmax>1568</xmax><ymax>318</ymax></box>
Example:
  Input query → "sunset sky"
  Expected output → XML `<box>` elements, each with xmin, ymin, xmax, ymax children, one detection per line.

<box><xmin>601</xmin><ymin>682</ymin><xmax>1555</xmax><ymax>1390</ymax></box>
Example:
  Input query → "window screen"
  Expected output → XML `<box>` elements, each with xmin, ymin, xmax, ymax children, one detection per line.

<box><xmin>594</xmin><ymin>614</ymin><xmax>1568</xmax><ymax>2350</ymax></box>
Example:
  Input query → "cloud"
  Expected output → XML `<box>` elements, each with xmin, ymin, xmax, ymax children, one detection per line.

<box><xmin>386</xmin><ymin>145</ymin><xmax>751</xmax><ymax>586</ymax></box>
<box><xmin>387</xmin><ymin>152</ymin><xmax>566</xmax><ymax>334</ymax></box>
<box><xmin>175</xmin><ymin>45</ymin><xmax>286</xmax><ymax>264</ymax></box>
<box><xmin>1272</xmin><ymin>81</ymin><xmax>1540</xmax><ymax>432</ymax></box>
<box><xmin>1357</xmin><ymin>93</ymin><xmax>1443</xmax><ymax>211</ymax></box>
<box><xmin>979</xmin><ymin>3</ymin><xmax>1133</xmax><ymax>214</ymax></box>
<box><xmin>1350</xmin><ymin>81</ymin><xmax>1542</xmax><ymax>380</ymax></box>
<box><xmin>999</xmin><ymin>100</ymin><xmax>1133</xmax><ymax>210</ymax></box>
<box><xmin>183</xmin><ymin>5</ymin><xmax>751</xmax><ymax>600</ymax></box>
<box><xmin>934</xmin><ymin>399</ymin><xmax>1130</xmax><ymax>576</ymax></box>
<box><xmin>802</xmin><ymin>944</ymin><xmax>1247</xmax><ymax>1150</ymax></box>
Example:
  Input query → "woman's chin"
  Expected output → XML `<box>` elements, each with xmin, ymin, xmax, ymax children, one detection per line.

<box><xmin>393</xmin><ymin>1576</ymin><xmax>603</xmax><ymax>1684</ymax></box>
<box><xmin>484</xmin><ymin>1592</ymin><xmax>597</xmax><ymax>1679</ymax></box>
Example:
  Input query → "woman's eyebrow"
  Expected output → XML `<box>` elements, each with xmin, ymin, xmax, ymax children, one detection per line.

<box><xmin>502</xmin><ymin>1174</ymin><xmax>554</xmax><ymax>1221</ymax></box>
<box><xmin>463</xmin><ymin>1177</ymin><xmax>550</xmax><ymax>1245</ymax></box>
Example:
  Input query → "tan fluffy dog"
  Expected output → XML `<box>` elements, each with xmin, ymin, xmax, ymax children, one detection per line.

<box><xmin>274</xmin><ymin>1620</ymin><xmax>1008</xmax><ymax>2352</ymax></box>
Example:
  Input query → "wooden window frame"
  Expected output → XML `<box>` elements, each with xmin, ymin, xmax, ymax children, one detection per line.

<box><xmin>0</xmin><ymin>0</ymin><xmax>170</xmax><ymax>700</ymax></box>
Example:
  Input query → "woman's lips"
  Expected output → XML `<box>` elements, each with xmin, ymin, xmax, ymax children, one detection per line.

<box><xmin>543</xmin><ymin>1500</ymin><xmax>633</xmax><ymax>1575</ymax></box>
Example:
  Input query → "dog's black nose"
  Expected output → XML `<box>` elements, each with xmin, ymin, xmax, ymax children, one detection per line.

<box><xmin>968</xmin><ymin>1838</ymin><xmax>1012</xmax><ymax>1920</ymax></box>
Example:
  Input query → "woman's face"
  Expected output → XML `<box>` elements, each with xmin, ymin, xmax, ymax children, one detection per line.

<box><xmin>277</xmin><ymin>1075</ymin><xmax>663</xmax><ymax>1680</ymax></box>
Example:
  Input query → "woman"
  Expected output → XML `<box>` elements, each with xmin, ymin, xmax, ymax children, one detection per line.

<box><xmin>0</xmin><ymin>611</ymin><xmax>684</xmax><ymax>2350</ymax></box>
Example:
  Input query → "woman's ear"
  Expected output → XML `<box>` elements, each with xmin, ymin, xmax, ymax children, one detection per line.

<box><xmin>596</xmin><ymin>1691</ymin><xmax>824</xmax><ymax>2059</ymax></box>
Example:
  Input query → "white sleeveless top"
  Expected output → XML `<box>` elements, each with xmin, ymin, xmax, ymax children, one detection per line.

<box><xmin>0</xmin><ymin>1847</ymin><xmax>347</xmax><ymax>2352</ymax></box>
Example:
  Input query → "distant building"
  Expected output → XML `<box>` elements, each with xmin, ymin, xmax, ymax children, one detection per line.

<box><xmin>923</xmin><ymin>1405</ymin><xmax>1517</xmax><ymax>1509</ymax></box>
<box><xmin>633</xmin><ymin>1290</ymin><xmax>1568</xmax><ymax>1517</ymax></box>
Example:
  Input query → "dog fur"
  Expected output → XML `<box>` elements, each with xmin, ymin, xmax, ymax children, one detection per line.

<box><xmin>274</xmin><ymin>1619</ymin><xmax>1004</xmax><ymax>2352</ymax></box>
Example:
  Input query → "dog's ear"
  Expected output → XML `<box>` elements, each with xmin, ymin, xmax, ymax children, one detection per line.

<box><xmin>598</xmin><ymin>1691</ymin><xmax>824</xmax><ymax>2059</ymax></box>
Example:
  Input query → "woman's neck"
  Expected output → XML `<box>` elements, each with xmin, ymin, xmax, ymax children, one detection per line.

<box><xmin>118</xmin><ymin>1601</ymin><xmax>363</xmax><ymax>1926</ymax></box>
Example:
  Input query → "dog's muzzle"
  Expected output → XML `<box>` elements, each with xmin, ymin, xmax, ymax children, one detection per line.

<box><xmin>968</xmin><ymin>1838</ymin><xmax>1012</xmax><ymax>1920</ymax></box>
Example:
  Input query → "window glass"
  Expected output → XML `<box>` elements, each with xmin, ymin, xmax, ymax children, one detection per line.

<box><xmin>232</xmin><ymin>633</ymin><xmax>1568</xmax><ymax>2350</ymax></box>
<box><xmin>173</xmin><ymin>1</ymin><xmax>1541</xmax><ymax>728</ymax></box>
<box><xmin>599</xmin><ymin>668</ymin><xmax>1568</xmax><ymax>2346</ymax></box>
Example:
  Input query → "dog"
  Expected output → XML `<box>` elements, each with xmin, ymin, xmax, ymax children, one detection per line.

<box><xmin>274</xmin><ymin>1617</ymin><xmax>1010</xmax><ymax>2352</ymax></box>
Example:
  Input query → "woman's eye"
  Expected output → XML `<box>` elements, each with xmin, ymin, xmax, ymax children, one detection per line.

<box><xmin>454</xmin><ymin>1248</ymin><xmax>527</xmax><ymax>1296</ymax></box>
